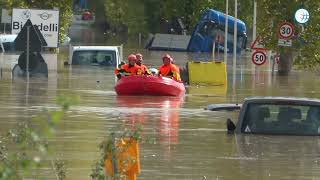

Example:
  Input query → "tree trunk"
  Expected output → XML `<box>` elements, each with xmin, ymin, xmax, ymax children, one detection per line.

<box><xmin>278</xmin><ymin>48</ymin><xmax>294</xmax><ymax>76</ymax></box>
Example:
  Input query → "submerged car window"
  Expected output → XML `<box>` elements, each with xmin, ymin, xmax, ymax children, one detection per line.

<box><xmin>199</xmin><ymin>22</ymin><xmax>217</xmax><ymax>38</ymax></box>
<box><xmin>72</xmin><ymin>50</ymin><xmax>116</xmax><ymax>66</ymax></box>
<box><xmin>0</xmin><ymin>42</ymin><xmax>16</xmax><ymax>52</ymax></box>
<box><xmin>241</xmin><ymin>103</ymin><xmax>320</xmax><ymax>135</ymax></box>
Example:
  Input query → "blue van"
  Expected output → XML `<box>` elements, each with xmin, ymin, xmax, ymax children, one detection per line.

<box><xmin>187</xmin><ymin>9</ymin><xmax>247</xmax><ymax>54</ymax></box>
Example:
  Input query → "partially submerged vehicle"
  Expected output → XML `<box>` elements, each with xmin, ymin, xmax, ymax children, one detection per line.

<box><xmin>207</xmin><ymin>97</ymin><xmax>320</xmax><ymax>136</ymax></box>
<box><xmin>1</xmin><ymin>34</ymin><xmax>71</xmax><ymax>51</ymax></box>
<box><xmin>188</xmin><ymin>9</ymin><xmax>247</xmax><ymax>53</ymax></box>
<box><xmin>67</xmin><ymin>45</ymin><xmax>122</xmax><ymax>66</ymax></box>
<box><xmin>0</xmin><ymin>34</ymin><xmax>17</xmax><ymax>52</ymax></box>
<box><xmin>146</xmin><ymin>9</ymin><xmax>247</xmax><ymax>54</ymax></box>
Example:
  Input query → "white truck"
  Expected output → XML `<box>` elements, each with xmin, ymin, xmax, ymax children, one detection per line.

<box><xmin>67</xmin><ymin>45</ymin><xmax>122</xmax><ymax>67</ymax></box>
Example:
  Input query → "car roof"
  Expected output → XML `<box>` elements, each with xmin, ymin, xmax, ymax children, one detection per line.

<box><xmin>72</xmin><ymin>46</ymin><xmax>119</xmax><ymax>51</ymax></box>
<box><xmin>0</xmin><ymin>34</ymin><xmax>17</xmax><ymax>43</ymax></box>
<box><xmin>243</xmin><ymin>96</ymin><xmax>320</xmax><ymax>106</ymax></box>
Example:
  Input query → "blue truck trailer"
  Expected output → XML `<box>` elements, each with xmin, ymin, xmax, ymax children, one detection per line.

<box><xmin>187</xmin><ymin>9</ymin><xmax>247</xmax><ymax>53</ymax></box>
<box><xmin>147</xmin><ymin>9</ymin><xmax>247</xmax><ymax>54</ymax></box>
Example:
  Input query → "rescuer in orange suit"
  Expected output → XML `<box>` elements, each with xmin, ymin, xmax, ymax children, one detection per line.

<box><xmin>115</xmin><ymin>54</ymin><xmax>141</xmax><ymax>79</ymax></box>
<box><xmin>135</xmin><ymin>53</ymin><xmax>151</xmax><ymax>75</ymax></box>
<box><xmin>158</xmin><ymin>54</ymin><xmax>181</xmax><ymax>81</ymax></box>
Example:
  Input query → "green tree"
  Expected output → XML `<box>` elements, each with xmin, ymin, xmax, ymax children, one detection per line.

<box><xmin>102</xmin><ymin>0</ymin><xmax>255</xmax><ymax>41</ymax></box>
<box><xmin>104</xmin><ymin>0</ymin><xmax>148</xmax><ymax>36</ymax></box>
<box><xmin>143</xmin><ymin>0</ymin><xmax>161</xmax><ymax>33</ymax></box>
<box><xmin>88</xmin><ymin>0</ymin><xmax>107</xmax><ymax>31</ymax></box>
<box><xmin>257</xmin><ymin>0</ymin><xmax>320</xmax><ymax>74</ymax></box>
<box><xmin>103</xmin><ymin>0</ymin><xmax>229</xmax><ymax>36</ymax></box>
<box><xmin>159</xmin><ymin>0</ymin><xmax>206</xmax><ymax>33</ymax></box>
<box><xmin>3</xmin><ymin>0</ymin><xmax>73</xmax><ymax>44</ymax></box>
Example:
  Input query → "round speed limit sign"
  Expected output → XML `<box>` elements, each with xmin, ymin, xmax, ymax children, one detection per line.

<box><xmin>278</xmin><ymin>22</ymin><xmax>294</xmax><ymax>39</ymax></box>
<box><xmin>252</xmin><ymin>51</ymin><xmax>267</xmax><ymax>66</ymax></box>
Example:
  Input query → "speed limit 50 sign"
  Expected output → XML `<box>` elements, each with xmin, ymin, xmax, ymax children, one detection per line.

<box><xmin>252</xmin><ymin>51</ymin><xmax>267</xmax><ymax>66</ymax></box>
<box><xmin>278</xmin><ymin>22</ymin><xmax>295</xmax><ymax>39</ymax></box>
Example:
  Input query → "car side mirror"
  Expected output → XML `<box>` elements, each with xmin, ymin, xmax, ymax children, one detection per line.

<box><xmin>226</xmin><ymin>118</ymin><xmax>236</xmax><ymax>134</ymax></box>
<box><xmin>242</xmin><ymin>35</ymin><xmax>248</xmax><ymax>49</ymax></box>
<box><xmin>64</xmin><ymin>61</ymin><xmax>69</xmax><ymax>66</ymax></box>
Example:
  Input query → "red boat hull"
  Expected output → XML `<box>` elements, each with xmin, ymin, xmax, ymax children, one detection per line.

<box><xmin>115</xmin><ymin>76</ymin><xmax>185</xmax><ymax>96</ymax></box>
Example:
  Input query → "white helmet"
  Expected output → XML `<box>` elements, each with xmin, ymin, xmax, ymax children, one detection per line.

<box><xmin>149</xmin><ymin>68</ymin><xmax>158</xmax><ymax>75</ymax></box>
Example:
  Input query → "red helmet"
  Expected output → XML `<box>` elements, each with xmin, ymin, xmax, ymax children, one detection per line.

<box><xmin>136</xmin><ymin>53</ymin><xmax>143</xmax><ymax>59</ymax></box>
<box><xmin>128</xmin><ymin>54</ymin><xmax>137</xmax><ymax>62</ymax></box>
<box><xmin>162</xmin><ymin>54</ymin><xmax>171</xmax><ymax>61</ymax></box>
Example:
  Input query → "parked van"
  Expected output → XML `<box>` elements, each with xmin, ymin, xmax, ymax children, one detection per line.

<box><xmin>67</xmin><ymin>45</ymin><xmax>122</xmax><ymax>67</ymax></box>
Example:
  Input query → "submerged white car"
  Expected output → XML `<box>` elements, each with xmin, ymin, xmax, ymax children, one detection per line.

<box><xmin>0</xmin><ymin>34</ymin><xmax>17</xmax><ymax>52</ymax></box>
<box><xmin>207</xmin><ymin>97</ymin><xmax>320</xmax><ymax>136</ymax></box>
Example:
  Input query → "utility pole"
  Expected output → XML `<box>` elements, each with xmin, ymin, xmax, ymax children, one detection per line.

<box><xmin>252</xmin><ymin>0</ymin><xmax>257</xmax><ymax>74</ymax></box>
<box><xmin>233</xmin><ymin>0</ymin><xmax>238</xmax><ymax>67</ymax></box>
<box><xmin>224</xmin><ymin>0</ymin><xmax>228</xmax><ymax>63</ymax></box>
<box><xmin>232</xmin><ymin>0</ymin><xmax>238</xmax><ymax>98</ymax></box>
<box><xmin>252</xmin><ymin>0</ymin><xmax>257</xmax><ymax>44</ymax></box>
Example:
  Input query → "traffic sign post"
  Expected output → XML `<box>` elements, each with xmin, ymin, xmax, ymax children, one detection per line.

<box><xmin>251</xmin><ymin>36</ymin><xmax>266</xmax><ymax>51</ymax></box>
<box><xmin>252</xmin><ymin>50</ymin><xmax>267</xmax><ymax>66</ymax></box>
<box><xmin>278</xmin><ymin>38</ymin><xmax>292</xmax><ymax>47</ymax></box>
<box><xmin>274</xmin><ymin>54</ymin><xmax>280</xmax><ymax>64</ymax></box>
<box><xmin>278</xmin><ymin>22</ymin><xmax>295</xmax><ymax>39</ymax></box>
<box><xmin>13</xmin><ymin>19</ymin><xmax>48</xmax><ymax>78</ymax></box>
<box><xmin>295</xmin><ymin>9</ymin><xmax>310</xmax><ymax>24</ymax></box>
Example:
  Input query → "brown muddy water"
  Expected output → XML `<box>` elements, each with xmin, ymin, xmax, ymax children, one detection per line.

<box><xmin>2</xmin><ymin>47</ymin><xmax>320</xmax><ymax>179</ymax></box>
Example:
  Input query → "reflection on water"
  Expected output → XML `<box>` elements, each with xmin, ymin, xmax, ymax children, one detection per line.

<box><xmin>116</xmin><ymin>96</ymin><xmax>184</xmax><ymax>160</ymax></box>
<box><xmin>185</xmin><ymin>84</ymin><xmax>227</xmax><ymax>108</ymax></box>
<box><xmin>2</xmin><ymin>41</ymin><xmax>320</xmax><ymax>178</ymax></box>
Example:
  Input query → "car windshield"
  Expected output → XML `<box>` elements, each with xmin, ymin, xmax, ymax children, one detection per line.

<box><xmin>72</xmin><ymin>50</ymin><xmax>116</xmax><ymax>66</ymax></box>
<box><xmin>241</xmin><ymin>103</ymin><xmax>320</xmax><ymax>135</ymax></box>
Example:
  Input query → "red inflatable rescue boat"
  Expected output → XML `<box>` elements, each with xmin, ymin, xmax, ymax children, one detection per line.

<box><xmin>115</xmin><ymin>76</ymin><xmax>185</xmax><ymax>96</ymax></box>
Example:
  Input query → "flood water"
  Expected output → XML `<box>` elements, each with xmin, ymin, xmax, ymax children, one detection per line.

<box><xmin>2</xmin><ymin>30</ymin><xmax>320</xmax><ymax>179</ymax></box>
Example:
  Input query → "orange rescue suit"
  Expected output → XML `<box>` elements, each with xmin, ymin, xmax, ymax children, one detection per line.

<box><xmin>137</xmin><ymin>64</ymin><xmax>151</xmax><ymax>75</ymax></box>
<box><xmin>158</xmin><ymin>64</ymin><xmax>181</xmax><ymax>81</ymax></box>
<box><xmin>117</xmin><ymin>64</ymin><xmax>141</xmax><ymax>76</ymax></box>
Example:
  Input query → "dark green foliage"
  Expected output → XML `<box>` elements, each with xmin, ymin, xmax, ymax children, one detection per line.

<box><xmin>257</xmin><ymin>0</ymin><xmax>320</xmax><ymax>70</ymax></box>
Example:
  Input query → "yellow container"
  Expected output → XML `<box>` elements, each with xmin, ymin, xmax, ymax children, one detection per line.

<box><xmin>105</xmin><ymin>138</ymin><xmax>140</xmax><ymax>179</ymax></box>
<box><xmin>187</xmin><ymin>61</ymin><xmax>227</xmax><ymax>85</ymax></box>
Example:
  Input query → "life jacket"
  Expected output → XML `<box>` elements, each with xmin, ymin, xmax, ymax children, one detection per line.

<box><xmin>137</xmin><ymin>64</ymin><xmax>151</xmax><ymax>75</ymax></box>
<box><xmin>158</xmin><ymin>63</ymin><xmax>181</xmax><ymax>81</ymax></box>
<box><xmin>120</xmin><ymin>64</ymin><xmax>140</xmax><ymax>76</ymax></box>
